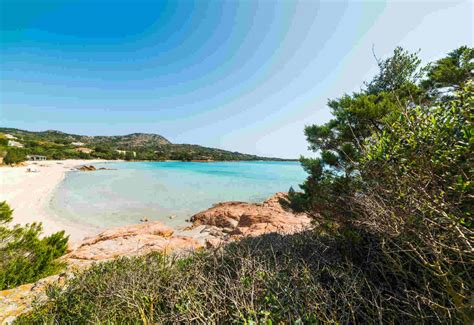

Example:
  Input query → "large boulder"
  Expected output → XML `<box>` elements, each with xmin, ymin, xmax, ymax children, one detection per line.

<box><xmin>77</xmin><ymin>165</ymin><xmax>96</xmax><ymax>171</ymax></box>
<box><xmin>65</xmin><ymin>221</ymin><xmax>200</xmax><ymax>266</ymax></box>
<box><xmin>0</xmin><ymin>221</ymin><xmax>201</xmax><ymax>323</ymax></box>
<box><xmin>76</xmin><ymin>221</ymin><xmax>174</xmax><ymax>247</ymax></box>
<box><xmin>190</xmin><ymin>192</ymin><xmax>311</xmax><ymax>240</ymax></box>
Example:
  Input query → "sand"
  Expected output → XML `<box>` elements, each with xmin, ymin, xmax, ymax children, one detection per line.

<box><xmin>0</xmin><ymin>160</ymin><xmax>112</xmax><ymax>242</ymax></box>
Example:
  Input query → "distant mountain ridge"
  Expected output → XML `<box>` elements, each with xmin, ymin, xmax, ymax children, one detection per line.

<box><xmin>1</xmin><ymin>128</ymin><xmax>171</xmax><ymax>149</ymax></box>
<box><xmin>0</xmin><ymin>127</ymin><xmax>288</xmax><ymax>161</ymax></box>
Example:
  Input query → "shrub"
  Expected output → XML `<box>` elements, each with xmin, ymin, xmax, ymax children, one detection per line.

<box><xmin>0</xmin><ymin>136</ymin><xmax>8</xmax><ymax>146</ymax></box>
<box><xmin>290</xmin><ymin>46</ymin><xmax>473</xmax><ymax>323</ymax></box>
<box><xmin>354</xmin><ymin>83</ymin><xmax>473</xmax><ymax>322</ymax></box>
<box><xmin>4</xmin><ymin>148</ymin><xmax>26</xmax><ymax>165</ymax></box>
<box><xmin>0</xmin><ymin>202</ymin><xmax>69</xmax><ymax>290</ymax></box>
<box><xmin>18</xmin><ymin>228</ymin><xmax>472</xmax><ymax>323</ymax></box>
<box><xmin>124</xmin><ymin>151</ymin><xmax>135</xmax><ymax>161</ymax></box>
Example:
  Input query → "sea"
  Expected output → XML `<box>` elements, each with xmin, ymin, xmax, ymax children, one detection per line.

<box><xmin>48</xmin><ymin>161</ymin><xmax>307</xmax><ymax>229</ymax></box>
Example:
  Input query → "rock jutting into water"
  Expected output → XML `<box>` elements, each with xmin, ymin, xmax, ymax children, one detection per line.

<box><xmin>64</xmin><ymin>221</ymin><xmax>200</xmax><ymax>266</ymax></box>
<box><xmin>62</xmin><ymin>193</ymin><xmax>311</xmax><ymax>264</ymax></box>
<box><xmin>76</xmin><ymin>165</ymin><xmax>116</xmax><ymax>172</ymax></box>
<box><xmin>77</xmin><ymin>165</ymin><xmax>97</xmax><ymax>171</ymax></box>
<box><xmin>189</xmin><ymin>192</ymin><xmax>312</xmax><ymax>247</ymax></box>
<box><xmin>0</xmin><ymin>192</ymin><xmax>311</xmax><ymax>322</ymax></box>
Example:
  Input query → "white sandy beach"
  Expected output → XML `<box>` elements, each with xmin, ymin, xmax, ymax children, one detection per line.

<box><xmin>0</xmin><ymin>160</ymin><xmax>111</xmax><ymax>242</ymax></box>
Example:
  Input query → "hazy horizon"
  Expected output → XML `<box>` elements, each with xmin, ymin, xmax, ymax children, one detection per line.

<box><xmin>1</xmin><ymin>0</ymin><xmax>472</xmax><ymax>159</ymax></box>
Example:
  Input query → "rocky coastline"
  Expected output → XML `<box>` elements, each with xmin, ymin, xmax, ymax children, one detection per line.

<box><xmin>63</xmin><ymin>192</ymin><xmax>311</xmax><ymax>266</ymax></box>
<box><xmin>0</xmin><ymin>192</ymin><xmax>311</xmax><ymax>322</ymax></box>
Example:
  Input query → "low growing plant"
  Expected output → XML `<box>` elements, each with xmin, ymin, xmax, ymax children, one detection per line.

<box><xmin>0</xmin><ymin>201</ymin><xmax>69</xmax><ymax>290</ymax></box>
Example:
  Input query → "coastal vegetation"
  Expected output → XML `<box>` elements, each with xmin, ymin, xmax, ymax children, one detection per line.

<box><xmin>3</xmin><ymin>148</ymin><xmax>26</xmax><ymax>165</ymax></box>
<box><xmin>15</xmin><ymin>231</ymin><xmax>424</xmax><ymax>324</ymax></box>
<box><xmin>288</xmin><ymin>45</ymin><xmax>473</xmax><ymax>321</ymax></box>
<box><xmin>0</xmin><ymin>129</ymin><xmax>287</xmax><ymax>163</ymax></box>
<box><xmin>13</xmin><ymin>46</ymin><xmax>474</xmax><ymax>323</ymax></box>
<box><xmin>0</xmin><ymin>202</ymin><xmax>69</xmax><ymax>290</ymax></box>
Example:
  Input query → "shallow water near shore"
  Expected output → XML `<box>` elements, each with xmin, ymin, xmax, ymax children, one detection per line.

<box><xmin>48</xmin><ymin>161</ymin><xmax>307</xmax><ymax>230</ymax></box>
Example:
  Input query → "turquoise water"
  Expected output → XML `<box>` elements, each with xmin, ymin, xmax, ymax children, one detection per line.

<box><xmin>49</xmin><ymin>161</ymin><xmax>307</xmax><ymax>229</ymax></box>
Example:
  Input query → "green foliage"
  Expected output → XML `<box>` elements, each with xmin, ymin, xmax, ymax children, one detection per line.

<box><xmin>0</xmin><ymin>202</ymin><xmax>69</xmax><ymax>290</ymax></box>
<box><xmin>366</xmin><ymin>46</ymin><xmax>426</xmax><ymax>94</ymax></box>
<box><xmin>124</xmin><ymin>151</ymin><xmax>135</xmax><ymax>161</ymax></box>
<box><xmin>422</xmin><ymin>46</ymin><xmax>474</xmax><ymax>92</ymax></box>
<box><xmin>355</xmin><ymin>83</ymin><xmax>474</xmax><ymax>321</ymax></box>
<box><xmin>290</xmin><ymin>46</ymin><xmax>473</xmax><ymax>322</ymax></box>
<box><xmin>0</xmin><ymin>136</ymin><xmax>8</xmax><ymax>147</ymax></box>
<box><xmin>294</xmin><ymin>47</ymin><xmax>426</xmax><ymax>218</ymax></box>
<box><xmin>4</xmin><ymin>148</ymin><xmax>26</xmax><ymax>165</ymax></box>
<box><xmin>0</xmin><ymin>201</ymin><xmax>13</xmax><ymax>224</ymax></box>
<box><xmin>296</xmin><ymin>46</ymin><xmax>472</xmax><ymax>219</ymax></box>
<box><xmin>0</xmin><ymin>129</ymin><xmax>286</xmax><ymax>162</ymax></box>
<box><xmin>93</xmin><ymin>145</ymin><xmax>109</xmax><ymax>153</ymax></box>
<box><xmin>18</xmin><ymin>229</ymin><xmax>467</xmax><ymax>324</ymax></box>
<box><xmin>362</xmin><ymin>82</ymin><xmax>473</xmax><ymax>226</ymax></box>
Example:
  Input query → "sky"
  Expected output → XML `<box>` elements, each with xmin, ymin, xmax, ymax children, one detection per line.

<box><xmin>0</xmin><ymin>0</ymin><xmax>472</xmax><ymax>158</ymax></box>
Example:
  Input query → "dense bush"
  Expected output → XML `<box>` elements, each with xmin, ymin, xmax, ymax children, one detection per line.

<box><xmin>18</xmin><ymin>229</ymin><xmax>470</xmax><ymax>324</ymax></box>
<box><xmin>288</xmin><ymin>46</ymin><xmax>473</xmax><ymax>322</ymax></box>
<box><xmin>3</xmin><ymin>148</ymin><xmax>26</xmax><ymax>165</ymax></box>
<box><xmin>354</xmin><ymin>83</ymin><xmax>473</xmax><ymax>321</ymax></box>
<box><xmin>0</xmin><ymin>202</ymin><xmax>69</xmax><ymax>290</ymax></box>
<box><xmin>0</xmin><ymin>136</ymin><xmax>8</xmax><ymax>146</ymax></box>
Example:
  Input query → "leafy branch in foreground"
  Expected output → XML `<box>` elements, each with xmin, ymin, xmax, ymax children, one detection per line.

<box><xmin>0</xmin><ymin>201</ymin><xmax>69</xmax><ymax>290</ymax></box>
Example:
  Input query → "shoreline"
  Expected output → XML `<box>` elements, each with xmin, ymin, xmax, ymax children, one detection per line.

<box><xmin>0</xmin><ymin>159</ymin><xmax>301</xmax><ymax>244</ymax></box>
<box><xmin>0</xmin><ymin>159</ymin><xmax>115</xmax><ymax>243</ymax></box>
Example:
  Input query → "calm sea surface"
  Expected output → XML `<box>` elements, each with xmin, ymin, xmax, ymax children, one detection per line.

<box><xmin>49</xmin><ymin>161</ymin><xmax>307</xmax><ymax>229</ymax></box>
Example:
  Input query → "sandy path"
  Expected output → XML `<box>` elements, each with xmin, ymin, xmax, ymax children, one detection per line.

<box><xmin>0</xmin><ymin>160</ymin><xmax>112</xmax><ymax>242</ymax></box>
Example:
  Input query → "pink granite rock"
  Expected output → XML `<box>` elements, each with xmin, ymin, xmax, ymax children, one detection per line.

<box><xmin>190</xmin><ymin>192</ymin><xmax>311</xmax><ymax>239</ymax></box>
<box><xmin>65</xmin><ymin>221</ymin><xmax>200</xmax><ymax>264</ymax></box>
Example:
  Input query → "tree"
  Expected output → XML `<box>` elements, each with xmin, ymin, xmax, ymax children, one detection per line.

<box><xmin>52</xmin><ymin>151</ymin><xmax>66</xmax><ymax>160</ymax></box>
<box><xmin>4</xmin><ymin>148</ymin><xmax>26</xmax><ymax>165</ymax></box>
<box><xmin>0</xmin><ymin>201</ymin><xmax>69</xmax><ymax>290</ymax></box>
<box><xmin>355</xmin><ymin>82</ymin><xmax>473</xmax><ymax>321</ymax></box>
<box><xmin>366</xmin><ymin>46</ymin><xmax>425</xmax><ymax>94</ymax></box>
<box><xmin>124</xmin><ymin>151</ymin><xmax>135</xmax><ymax>161</ymax></box>
<box><xmin>361</xmin><ymin>81</ymin><xmax>473</xmax><ymax>227</ymax></box>
<box><xmin>289</xmin><ymin>46</ymin><xmax>473</xmax><ymax>322</ymax></box>
<box><xmin>293</xmin><ymin>47</ymin><xmax>425</xmax><ymax>219</ymax></box>
<box><xmin>94</xmin><ymin>145</ymin><xmax>110</xmax><ymax>153</ymax></box>
<box><xmin>293</xmin><ymin>46</ymin><xmax>472</xmax><ymax>220</ymax></box>
<box><xmin>422</xmin><ymin>46</ymin><xmax>474</xmax><ymax>93</ymax></box>
<box><xmin>0</xmin><ymin>137</ymin><xmax>8</xmax><ymax>146</ymax></box>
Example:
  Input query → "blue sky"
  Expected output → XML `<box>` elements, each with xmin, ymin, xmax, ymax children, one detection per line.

<box><xmin>1</xmin><ymin>0</ymin><xmax>472</xmax><ymax>158</ymax></box>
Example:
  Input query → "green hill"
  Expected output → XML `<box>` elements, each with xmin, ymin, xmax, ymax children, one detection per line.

<box><xmin>0</xmin><ymin>127</ymin><xmax>287</xmax><ymax>162</ymax></box>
